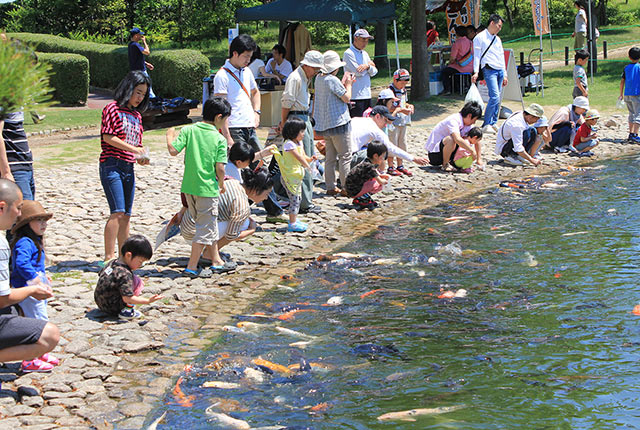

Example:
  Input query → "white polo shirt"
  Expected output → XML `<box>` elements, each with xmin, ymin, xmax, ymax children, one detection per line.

<box><xmin>495</xmin><ymin>112</ymin><xmax>529</xmax><ymax>154</ymax></box>
<box><xmin>350</xmin><ymin>117</ymin><xmax>413</xmax><ymax>161</ymax></box>
<box><xmin>214</xmin><ymin>59</ymin><xmax>258</xmax><ymax>128</ymax></box>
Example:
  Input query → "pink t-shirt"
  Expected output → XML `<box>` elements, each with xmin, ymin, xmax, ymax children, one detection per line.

<box><xmin>450</xmin><ymin>37</ymin><xmax>473</xmax><ymax>73</ymax></box>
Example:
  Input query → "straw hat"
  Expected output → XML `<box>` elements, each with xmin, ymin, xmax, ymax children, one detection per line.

<box><xmin>300</xmin><ymin>50</ymin><xmax>324</xmax><ymax>69</ymax></box>
<box><xmin>322</xmin><ymin>50</ymin><xmax>345</xmax><ymax>74</ymax></box>
<box><xmin>584</xmin><ymin>109</ymin><xmax>600</xmax><ymax>120</ymax></box>
<box><xmin>12</xmin><ymin>200</ymin><xmax>52</xmax><ymax>233</ymax></box>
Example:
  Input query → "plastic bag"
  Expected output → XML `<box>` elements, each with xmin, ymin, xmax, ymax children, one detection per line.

<box><xmin>616</xmin><ymin>97</ymin><xmax>626</xmax><ymax>110</ymax></box>
<box><xmin>465</xmin><ymin>83</ymin><xmax>484</xmax><ymax>111</ymax></box>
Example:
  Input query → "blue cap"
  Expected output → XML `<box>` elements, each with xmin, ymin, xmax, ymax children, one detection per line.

<box><xmin>130</xmin><ymin>27</ymin><xmax>144</xmax><ymax>35</ymax></box>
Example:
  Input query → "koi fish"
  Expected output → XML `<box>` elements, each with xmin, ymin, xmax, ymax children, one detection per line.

<box><xmin>289</xmin><ymin>340</ymin><xmax>313</xmax><ymax>348</ymax></box>
<box><xmin>275</xmin><ymin>326</ymin><xmax>316</xmax><ymax>339</ymax></box>
<box><xmin>252</xmin><ymin>358</ymin><xmax>292</xmax><ymax>375</ymax></box>
<box><xmin>309</xmin><ymin>402</ymin><xmax>330</xmax><ymax>412</ymax></box>
<box><xmin>145</xmin><ymin>411</ymin><xmax>167</xmax><ymax>430</ymax></box>
<box><xmin>377</xmin><ymin>405</ymin><xmax>464</xmax><ymax>421</ymax></box>
<box><xmin>444</xmin><ymin>216</ymin><xmax>469</xmax><ymax>221</ymax></box>
<box><xmin>360</xmin><ymin>289</ymin><xmax>384</xmax><ymax>299</ymax></box>
<box><xmin>632</xmin><ymin>304</ymin><xmax>640</xmax><ymax>315</ymax></box>
<box><xmin>243</xmin><ymin>367</ymin><xmax>264</xmax><ymax>383</ymax></box>
<box><xmin>277</xmin><ymin>309</ymin><xmax>317</xmax><ymax>320</ymax></box>
<box><xmin>202</xmin><ymin>381</ymin><xmax>241</xmax><ymax>389</ymax></box>
<box><xmin>172</xmin><ymin>377</ymin><xmax>195</xmax><ymax>407</ymax></box>
<box><xmin>236</xmin><ymin>321</ymin><xmax>268</xmax><ymax>330</ymax></box>
<box><xmin>562</xmin><ymin>231</ymin><xmax>588</xmax><ymax>237</ymax></box>
<box><xmin>437</xmin><ymin>289</ymin><xmax>467</xmax><ymax>299</ymax></box>
<box><xmin>222</xmin><ymin>325</ymin><xmax>245</xmax><ymax>333</ymax></box>
<box><xmin>204</xmin><ymin>410</ymin><xmax>250</xmax><ymax>430</ymax></box>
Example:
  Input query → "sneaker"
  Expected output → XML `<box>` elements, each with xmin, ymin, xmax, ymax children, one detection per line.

<box><xmin>632</xmin><ymin>135</ymin><xmax>640</xmax><ymax>144</ymax></box>
<box><xmin>503</xmin><ymin>156</ymin><xmax>524</xmax><ymax>166</ymax></box>
<box><xmin>21</xmin><ymin>359</ymin><xmax>54</xmax><ymax>373</ymax></box>
<box><xmin>396</xmin><ymin>165</ymin><xmax>413</xmax><ymax>176</ymax></box>
<box><xmin>387</xmin><ymin>167</ymin><xmax>402</xmax><ymax>176</ymax></box>
<box><xmin>482</xmin><ymin>125</ymin><xmax>496</xmax><ymax>134</ymax></box>
<box><xmin>299</xmin><ymin>205</ymin><xmax>321</xmax><ymax>214</ymax></box>
<box><xmin>40</xmin><ymin>353</ymin><xmax>60</xmax><ymax>366</ymax></box>
<box><xmin>287</xmin><ymin>221</ymin><xmax>308</xmax><ymax>232</ymax></box>
<box><xmin>580</xmin><ymin>151</ymin><xmax>595</xmax><ymax>157</ymax></box>
<box><xmin>118</xmin><ymin>306</ymin><xmax>141</xmax><ymax>320</ymax></box>
<box><xmin>30</xmin><ymin>112</ymin><xmax>46</xmax><ymax>124</ymax></box>
<box><xmin>628</xmin><ymin>133</ymin><xmax>637</xmax><ymax>142</ymax></box>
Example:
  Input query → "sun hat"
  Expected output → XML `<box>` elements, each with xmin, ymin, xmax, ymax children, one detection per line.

<box><xmin>354</xmin><ymin>29</ymin><xmax>374</xmax><ymax>39</ymax></box>
<box><xmin>393</xmin><ymin>68</ymin><xmax>411</xmax><ymax>81</ymax></box>
<box><xmin>524</xmin><ymin>103</ymin><xmax>544</xmax><ymax>118</ymax></box>
<box><xmin>322</xmin><ymin>50</ymin><xmax>346</xmax><ymax>74</ymax></box>
<box><xmin>378</xmin><ymin>88</ymin><xmax>399</xmax><ymax>101</ymax></box>
<box><xmin>129</xmin><ymin>27</ymin><xmax>144</xmax><ymax>35</ymax></box>
<box><xmin>300</xmin><ymin>50</ymin><xmax>324</xmax><ymax>69</ymax></box>
<box><xmin>370</xmin><ymin>105</ymin><xmax>397</xmax><ymax>121</ymax></box>
<box><xmin>584</xmin><ymin>109</ymin><xmax>600</xmax><ymax>120</ymax></box>
<box><xmin>572</xmin><ymin>96</ymin><xmax>590</xmax><ymax>110</ymax></box>
<box><xmin>12</xmin><ymin>200</ymin><xmax>52</xmax><ymax>234</ymax></box>
<box><xmin>533</xmin><ymin>115</ymin><xmax>549</xmax><ymax>128</ymax></box>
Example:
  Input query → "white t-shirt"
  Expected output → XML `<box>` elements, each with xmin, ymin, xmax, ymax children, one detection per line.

<box><xmin>0</xmin><ymin>234</ymin><xmax>10</xmax><ymax>297</ymax></box>
<box><xmin>473</xmin><ymin>29</ymin><xmax>506</xmax><ymax>74</ymax></box>
<box><xmin>424</xmin><ymin>113</ymin><xmax>470</xmax><ymax>153</ymax></box>
<box><xmin>248</xmin><ymin>59</ymin><xmax>265</xmax><ymax>78</ymax></box>
<box><xmin>350</xmin><ymin>117</ymin><xmax>413</xmax><ymax>161</ymax></box>
<box><xmin>214</xmin><ymin>59</ymin><xmax>258</xmax><ymax>128</ymax></box>
<box><xmin>265</xmin><ymin>58</ymin><xmax>293</xmax><ymax>80</ymax></box>
<box><xmin>575</xmin><ymin>9</ymin><xmax>587</xmax><ymax>34</ymax></box>
<box><xmin>495</xmin><ymin>112</ymin><xmax>530</xmax><ymax>154</ymax></box>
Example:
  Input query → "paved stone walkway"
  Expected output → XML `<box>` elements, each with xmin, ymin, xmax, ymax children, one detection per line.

<box><xmin>0</xmin><ymin>112</ymin><xmax>636</xmax><ymax>429</ymax></box>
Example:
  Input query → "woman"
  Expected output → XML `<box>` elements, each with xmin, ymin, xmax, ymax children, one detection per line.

<box><xmin>314</xmin><ymin>50</ymin><xmax>355</xmax><ymax>197</ymax></box>
<box><xmin>426</xmin><ymin>21</ymin><xmax>440</xmax><ymax>47</ymax></box>
<box><xmin>99</xmin><ymin>71</ymin><xmax>150</xmax><ymax>263</ymax></box>
<box><xmin>572</xmin><ymin>1</ymin><xmax>588</xmax><ymax>50</ymax></box>
<box><xmin>441</xmin><ymin>25</ymin><xmax>473</xmax><ymax>95</ymax></box>
<box><xmin>247</xmin><ymin>46</ymin><xmax>266</xmax><ymax>79</ymax></box>
<box><xmin>547</xmin><ymin>96</ymin><xmax>589</xmax><ymax>150</ymax></box>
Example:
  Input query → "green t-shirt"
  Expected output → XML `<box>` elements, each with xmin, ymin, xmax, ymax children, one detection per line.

<box><xmin>171</xmin><ymin>122</ymin><xmax>228</xmax><ymax>197</ymax></box>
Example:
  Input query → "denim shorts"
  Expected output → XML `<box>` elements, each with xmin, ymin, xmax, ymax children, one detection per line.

<box><xmin>99</xmin><ymin>157</ymin><xmax>135</xmax><ymax>216</ymax></box>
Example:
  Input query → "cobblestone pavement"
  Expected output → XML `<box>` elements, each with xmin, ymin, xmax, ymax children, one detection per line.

<box><xmin>0</xmin><ymin>112</ymin><xmax>636</xmax><ymax>429</ymax></box>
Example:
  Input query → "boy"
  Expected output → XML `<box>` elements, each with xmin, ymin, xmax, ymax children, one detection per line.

<box><xmin>619</xmin><ymin>47</ymin><xmax>640</xmax><ymax>143</ymax></box>
<box><xmin>94</xmin><ymin>235</ymin><xmax>162</xmax><ymax>319</ymax></box>
<box><xmin>0</xmin><ymin>179</ymin><xmax>59</xmax><ymax>372</ymax></box>
<box><xmin>225</xmin><ymin>142</ymin><xmax>276</xmax><ymax>183</ymax></box>
<box><xmin>571</xmin><ymin>109</ymin><xmax>599</xmax><ymax>156</ymax></box>
<box><xmin>167</xmin><ymin>97</ymin><xmax>234</xmax><ymax>277</ymax></box>
<box><xmin>345</xmin><ymin>141</ymin><xmax>389</xmax><ymax>210</ymax></box>
<box><xmin>387</xmin><ymin>69</ymin><xmax>415</xmax><ymax>176</ymax></box>
<box><xmin>573</xmin><ymin>49</ymin><xmax>589</xmax><ymax>98</ymax></box>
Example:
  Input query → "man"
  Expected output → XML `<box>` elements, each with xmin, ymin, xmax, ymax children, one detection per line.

<box><xmin>495</xmin><ymin>103</ymin><xmax>544</xmax><ymax>167</ymax></box>
<box><xmin>0</xmin><ymin>111</ymin><xmax>36</xmax><ymax>200</ymax></box>
<box><xmin>351</xmin><ymin>106</ymin><xmax>428</xmax><ymax>168</ymax></box>
<box><xmin>424</xmin><ymin>101</ymin><xmax>483</xmax><ymax>171</ymax></box>
<box><xmin>280</xmin><ymin>50</ymin><xmax>324</xmax><ymax>214</ymax></box>
<box><xmin>264</xmin><ymin>44</ymin><xmax>293</xmax><ymax>84</ymax></box>
<box><xmin>471</xmin><ymin>14</ymin><xmax>507</xmax><ymax>134</ymax></box>
<box><xmin>343</xmin><ymin>29</ymin><xmax>378</xmax><ymax>117</ymax></box>
<box><xmin>128</xmin><ymin>27</ymin><xmax>155</xmax><ymax>98</ymax></box>
<box><xmin>215</xmin><ymin>34</ymin><xmax>284</xmax><ymax>220</ymax></box>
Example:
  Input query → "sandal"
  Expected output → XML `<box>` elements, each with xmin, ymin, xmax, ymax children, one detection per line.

<box><xmin>183</xmin><ymin>268</ymin><xmax>212</xmax><ymax>278</ymax></box>
<box><xmin>210</xmin><ymin>261</ymin><xmax>238</xmax><ymax>274</ymax></box>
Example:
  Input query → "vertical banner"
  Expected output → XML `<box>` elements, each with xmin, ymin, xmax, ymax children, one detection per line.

<box><xmin>446</xmin><ymin>0</ymin><xmax>481</xmax><ymax>43</ymax></box>
<box><xmin>530</xmin><ymin>0</ymin><xmax>551</xmax><ymax>35</ymax></box>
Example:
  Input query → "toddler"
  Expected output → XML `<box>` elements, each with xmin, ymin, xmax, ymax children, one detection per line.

<box><xmin>453</xmin><ymin>126</ymin><xmax>484</xmax><ymax>172</ymax></box>
<box><xmin>10</xmin><ymin>200</ymin><xmax>58</xmax><ymax>371</ymax></box>
<box><xmin>271</xmin><ymin>117</ymin><xmax>315</xmax><ymax>232</ymax></box>
<box><xmin>345</xmin><ymin>141</ymin><xmax>389</xmax><ymax>210</ymax></box>
<box><xmin>94</xmin><ymin>235</ymin><xmax>162</xmax><ymax>319</ymax></box>
<box><xmin>572</xmin><ymin>109</ymin><xmax>599</xmax><ymax>156</ymax></box>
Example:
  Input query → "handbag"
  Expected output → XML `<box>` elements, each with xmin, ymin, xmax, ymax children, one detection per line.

<box><xmin>477</xmin><ymin>35</ymin><xmax>497</xmax><ymax>81</ymax></box>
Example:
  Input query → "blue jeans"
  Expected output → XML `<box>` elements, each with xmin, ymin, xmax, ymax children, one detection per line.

<box><xmin>99</xmin><ymin>158</ymin><xmax>135</xmax><ymax>216</ymax></box>
<box><xmin>550</xmin><ymin>124</ymin><xmax>574</xmax><ymax>148</ymax></box>
<box><xmin>12</xmin><ymin>169</ymin><xmax>35</xmax><ymax>200</ymax></box>
<box><xmin>483</xmin><ymin>67</ymin><xmax>504</xmax><ymax>127</ymax></box>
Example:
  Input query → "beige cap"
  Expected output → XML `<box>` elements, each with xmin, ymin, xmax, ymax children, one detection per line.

<box><xmin>524</xmin><ymin>103</ymin><xmax>544</xmax><ymax>118</ymax></box>
<box><xmin>322</xmin><ymin>50</ymin><xmax>346</xmax><ymax>74</ymax></box>
<box><xmin>300</xmin><ymin>50</ymin><xmax>324</xmax><ymax>69</ymax></box>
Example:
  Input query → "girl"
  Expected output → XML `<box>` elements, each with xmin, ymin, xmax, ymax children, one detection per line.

<box><xmin>99</xmin><ymin>71</ymin><xmax>151</xmax><ymax>264</ymax></box>
<box><xmin>10</xmin><ymin>200</ymin><xmax>58</xmax><ymax>372</ymax></box>
<box><xmin>271</xmin><ymin>117</ymin><xmax>315</xmax><ymax>232</ymax></box>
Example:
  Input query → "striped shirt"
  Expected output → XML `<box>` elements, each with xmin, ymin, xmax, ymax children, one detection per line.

<box><xmin>100</xmin><ymin>101</ymin><xmax>143</xmax><ymax>163</ymax></box>
<box><xmin>1</xmin><ymin>111</ymin><xmax>33</xmax><ymax>172</ymax></box>
<box><xmin>217</xmin><ymin>179</ymin><xmax>250</xmax><ymax>240</ymax></box>
<box><xmin>0</xmin><ymin>234</ymin><xmax>10</xmax><ymax>297</ymax></box>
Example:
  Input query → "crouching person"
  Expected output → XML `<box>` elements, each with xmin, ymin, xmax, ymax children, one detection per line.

<box><xmin>495</xmin><ymin>103</ymin><xmax>544</xmax><ymax>167</ymax></box>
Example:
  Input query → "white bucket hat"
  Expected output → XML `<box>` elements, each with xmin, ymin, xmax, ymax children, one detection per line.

<box><xmin>572</xmin><ymin>96</ymin><xmax>590</xmax><ymax>110</ymax></box>
<box><xmin>300</xmin><ymin>50</ymin><xmax>324</xmax><ymax>69</ymax></box>
<box><xmin>322</xmin><ymin>50</ymin><xmax>346</xmax><ymax>74</ymax></box>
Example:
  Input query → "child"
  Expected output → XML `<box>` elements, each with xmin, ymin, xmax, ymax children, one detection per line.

<box><xmin>94</xmin><ymin>235</ymin><xmax>162</xmax><ymax>319</ymax></box>
<box><xmin>167</xmin><ymin>97</ymin><xmax>233</xmax><ymax>277</ymax></box>
<box><xmin>533</xmin><ymin>116</ymin><xmax>551</xmax><ymax>152</ymax></box>
<box><xmin>387</xmin><ymin>69</ymin><xmax>415</xmax><ymax>177</ymax></box>
<box><xmin>363</xmin><ymin>88</ymin><xmax>398</xmax><ymax>118</ymax></box>
<box><xmin>271</xmin><ymin>117</ymin><xmax>315</xmax><ymax>232</ymax></box>
<box><xmin>453</xmin><ymin>127</ymin><xmax>484</xmax><ymax>173</ymax></box>
<box><xmin>225</xmin><ymin>142</ymin><xmax>276</xmax><ymax>183</ymax></box>
<box><xmin>619</xmin><ymin>47</ymin><xmax>640</xmax><ymax>143</ymax></box>
<box><xmin>345</xmin><ymin>141</ymin><xmax>389</xmax><ymax>210</ymax></box>
<box><xmin>572</xmin><ymin>109</ymin><xmax>599</xmax><ymax>156</ymax></box>
<box><xmin>573</xmin><ymin>49</ymin><xmax>589</xmax><ymax>98</ymax></box>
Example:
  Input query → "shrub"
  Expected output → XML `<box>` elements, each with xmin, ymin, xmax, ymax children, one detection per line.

<box><xmin>7</xmin><ymin>33</ymin><xmax>210</xmax><ymax>100</ymax></box>
<box><xmin>37</xmin><ymin>52</ymin><xmax>89</xmax><ymax>105</ymax></box>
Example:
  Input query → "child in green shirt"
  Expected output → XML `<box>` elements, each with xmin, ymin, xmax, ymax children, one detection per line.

<box><xmin>166</xmin><ymin>97</ymin><xmax>234</xmax><ymax>277</ymax></box>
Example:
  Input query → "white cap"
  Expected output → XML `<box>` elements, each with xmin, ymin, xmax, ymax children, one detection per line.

<box><xmin>354</xmin><ymin>29</ymin><xmax>374</xmax><ymax>39</ymax></box>
<box><xmin>378</xmin><ymin>88</ymin><xmax>399</xmax><ymax>100</ymax></box>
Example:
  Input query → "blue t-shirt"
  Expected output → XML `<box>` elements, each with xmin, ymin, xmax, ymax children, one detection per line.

<box><xmin>128</xmin><ymin>41</ymin><xmax>146</xmax><ymax>71</ymax></box>
<box><xmin>622</xmin><ymin>62</ymin><xmax>640</xmax><ymax>96</ymax></box>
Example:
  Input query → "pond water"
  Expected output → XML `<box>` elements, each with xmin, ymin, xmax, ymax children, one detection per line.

<box><xmin>149</xmin><ymin>155</ymin><xmax>640</xmax><ymax>429</ymax></box>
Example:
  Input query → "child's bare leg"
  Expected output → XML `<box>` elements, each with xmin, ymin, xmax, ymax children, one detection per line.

<box><xmin>205</xmin><ymin>244</ymin><xmax>224</xmax><ymax>267</ymax></box>
<box><xmin>187</xmin><ymin>242</ymin><xmax>205</xmax><ymax>271</ymax></box>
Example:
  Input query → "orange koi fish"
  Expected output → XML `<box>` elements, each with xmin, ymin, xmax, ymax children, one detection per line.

<box><xmin>252</xmin><ymin>358</ymin><xmax>291</xmax><ymax>375</ymax></box>
<box><xmin>172</xmin><ymin>376</ymin><xmax>195</xmax><ymax>407</ymax></box>
<box><xmin>277</xmin><ymin>309</ymin><xmax>317</xmax><ymax>320</ymax></box>
<box><xmin>360</xmin><ymin>289</ymin><xmax>384</xmax><ymax>299</ymax></box>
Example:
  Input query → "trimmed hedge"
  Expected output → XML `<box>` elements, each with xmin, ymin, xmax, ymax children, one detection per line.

<box><xmin>38</xmin><ymin>52</ymin><xmax>89</xmax><ymax>105</ymax></box>
<box><xmin>8</xmin><ymin>33</ymin><xmax>210</xmax><ymax>100</ymax></box>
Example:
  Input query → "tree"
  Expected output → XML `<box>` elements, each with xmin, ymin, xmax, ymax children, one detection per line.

<box><xmin>373</xmin><ymin>0</ymin><xmax>388</xmax><ymax>69</ymax></box>
<box><xmin>410</xmin><ymin>0</ymin><xmax>428</xmax><ymax>100</ymax></box>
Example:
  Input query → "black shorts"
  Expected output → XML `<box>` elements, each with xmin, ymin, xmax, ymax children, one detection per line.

<box><xmin>0</xmin><ymin>314</ymin><xmax>46</xmax><ymax>349</ymax></box>
<box><xmin>428</xmin><ymin>141</ymin><xmax>459</xmax><ymax>166</ymax></box>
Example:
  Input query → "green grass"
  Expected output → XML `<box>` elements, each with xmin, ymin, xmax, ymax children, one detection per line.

<box><xmin>24</xmin><ymin>107</ymin><xmax>100</xmax><ymax>134</ymax></box>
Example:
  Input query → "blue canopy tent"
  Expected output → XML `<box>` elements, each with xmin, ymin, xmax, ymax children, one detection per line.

<box><xmin>236</xmin><ymin>0</ymin><xmax>400</xmax><ymax>68</ymax></box>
